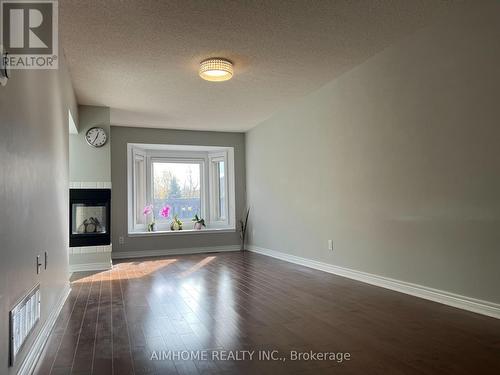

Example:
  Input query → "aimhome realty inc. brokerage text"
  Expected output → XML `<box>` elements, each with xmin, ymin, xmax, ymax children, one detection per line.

<box><xmin>150</xmin><ymin>349</ymin><xmax>352</xmax><ymax>363</ymax></box>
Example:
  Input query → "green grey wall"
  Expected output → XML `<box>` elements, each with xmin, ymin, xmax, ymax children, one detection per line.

<box><xmin>111</xmin><ymin>126</ymin><xmax>245</xmax><ymax>254</ymax></box>
<box><xmin>0</xmin><ymin>55</ymin><xmax>77</xmax><ymax>373</ymax></box>
<box><xmin>246</xmin><ymin>5</ymin><xmax>500</xmax><ymax>304</ymax></box>
<box><xmin>69</xmin><ymin>105</ymin><xmax>111</xmax><ymax>183</ymax></box>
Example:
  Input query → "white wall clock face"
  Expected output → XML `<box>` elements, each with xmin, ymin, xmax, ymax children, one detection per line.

<box><xmin>85</xmin><ymin>127</ymin><xmax>107</xmax><ymax>148</ymax></box>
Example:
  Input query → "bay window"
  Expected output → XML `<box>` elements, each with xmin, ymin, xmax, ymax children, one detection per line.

<box><xmin>128</xmin><ymin>144</ymin><xmax>235</xmax><ymax>234</ymax></box>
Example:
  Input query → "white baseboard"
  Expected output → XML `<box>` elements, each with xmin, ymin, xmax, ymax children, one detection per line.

<box><xmin>247</xmin><ymin>245</ymin><xmax>500</xmax><ymax>320</ymax></box>
<box><xmin>17</xmin><ymin>284</ymin><xmax>71</xmax><ymax>375</ymax></box>
<box><xmin>112</xmin><ymin>245</ymin><xmax>241</xmax><ymax>260</ymax></box>
<box><xmin>69</xmin><ymin>261</ymin><xmax>112</xmax><ymax>273</ymax></box>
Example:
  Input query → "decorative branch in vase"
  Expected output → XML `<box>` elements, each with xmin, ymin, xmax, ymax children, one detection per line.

<box><xmin>239</xmin><ymin>208</ymin><xmax>250</xmax><ymax>251</ymax></box>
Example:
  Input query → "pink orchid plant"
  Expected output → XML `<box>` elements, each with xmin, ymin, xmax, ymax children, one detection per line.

<box><xmin>143</xmin><ymin>204</ymin><xmax>155</xmax><ymax>231</ymax></box>
<box><xmin>160</xmin><ymin>205</ymin><xmax>171</xmax><ymax>218</ymax></box>
<box><xmin>143</xmin><ymin>204</ymin><xmax>153</xmax><ymax>216</ymax></box>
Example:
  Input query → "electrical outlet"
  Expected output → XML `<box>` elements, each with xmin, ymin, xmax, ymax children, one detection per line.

<box><xmin>328</xmin><ymin>240</ymin><xmax>334</xmax><ymax>251</ymax></box>
<box><xmin>119</xmin><ymin>236</ymin><xmax>125</xmax><ymax>245</ymax></box>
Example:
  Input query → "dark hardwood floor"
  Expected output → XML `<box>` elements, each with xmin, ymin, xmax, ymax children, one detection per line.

<box><xmin>34</xmin><ymin>251</ymin><xmax>500</xmax><ymax>375</ymax></box>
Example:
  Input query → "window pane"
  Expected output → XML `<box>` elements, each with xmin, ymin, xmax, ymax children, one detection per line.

<box><xmin>152</xmin><ymin>162</ymin><xmax>201</xmax><ymax>223</ymax></box>
<box><xmin>218</xmin><ymin>161</ymin><xmax>226</xmax><ymax>219</ymax></box>
<box><xmin>134</xmin><ymin>158</ymin><xmax>146</xmax><ymax>225</ymax></box>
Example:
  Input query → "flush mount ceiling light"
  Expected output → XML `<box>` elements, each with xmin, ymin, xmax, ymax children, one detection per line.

<box><xmin>199</xmin><ymin>58</ymin><xmax>233</xmax><ymax>82</ymax></box>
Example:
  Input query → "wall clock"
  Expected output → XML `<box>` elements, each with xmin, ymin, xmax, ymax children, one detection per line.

<box><xmin>85</xmin><ymin>127</ymin><xmax>107</xmax><ymax>148</ymax></box>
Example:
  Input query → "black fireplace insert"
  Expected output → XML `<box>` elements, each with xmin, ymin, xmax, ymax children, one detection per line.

<box><xmin>70</xmin><ymin>189</ymin><xmax>111</xmax><ymax>247</ymax></box>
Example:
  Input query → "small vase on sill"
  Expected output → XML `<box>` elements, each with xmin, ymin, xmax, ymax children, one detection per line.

<box><xmin>192</xmin><ymin>214</ymin><xmax>206</xmax><ymax>230</ymax></box>
<box><xmin>170</xmin><ymin>215</ymin><xmax>183</xmax><ymax>231</ymax></box>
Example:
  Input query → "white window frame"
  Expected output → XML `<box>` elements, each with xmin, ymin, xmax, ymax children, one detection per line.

<box><xmin>127</xmin><ymin>144</ymin><xmax>235</xmax><ymax>235</ymax></box>
<box><xmin>148</xmin><ymin>155</ymin><xmax>206</xmax><ymax>231</ymax></box>
<box><xmin>209</xmin><ymin>151</ymin><xmax>229</xmax><ymax>226</ymax></box>
<box><xmin>131</xmin><ymin>148</ymin><xmax>147</xmax><ymax>232</ymax></box>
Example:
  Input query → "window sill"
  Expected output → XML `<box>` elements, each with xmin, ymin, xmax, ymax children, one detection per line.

<box><xmin>128</xmin><ymin>227</ymin><xmax>236</xmax><ymax>237</ymax></box>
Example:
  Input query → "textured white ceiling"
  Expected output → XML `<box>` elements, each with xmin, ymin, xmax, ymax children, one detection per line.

<box><xmin>60</xmin><ymin>1</ymin><xmax>457</xmax><ymax>132</ymax></box>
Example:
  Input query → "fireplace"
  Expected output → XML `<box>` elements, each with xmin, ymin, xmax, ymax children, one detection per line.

<box><xmin>70</xmin><ymin>189</ymin><xmax>111</xmax><ymax>247</ymax></box>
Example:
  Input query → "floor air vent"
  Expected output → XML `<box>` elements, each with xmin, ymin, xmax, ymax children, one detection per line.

<box><xmin>9</xmin><ymin>284</ymin><xmax>41</xmax><ymax>366</ymax></box>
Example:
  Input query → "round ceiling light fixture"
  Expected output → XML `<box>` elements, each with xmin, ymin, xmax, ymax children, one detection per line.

<box><xmin>199</xmin><ymin>58</ymin><xmax>233</xmax><ymax>82</ymax></box>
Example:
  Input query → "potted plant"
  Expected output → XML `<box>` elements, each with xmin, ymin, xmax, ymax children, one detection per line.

<box><xmin>192</xmin><ymin>214</ymin><xmax>206</xmax><ymax>230</ymax></box>
<box><xmin>143</xmin><ymin>204</ymin><xmax>155</xmax><ymax>232</ymax></box>
<box><xmin>160</xmin><ymin>205</ymin><xmax>171</xmax><ymax>221</ymax></box>
<box><xmin>170</xmin><ymin>215</ymin><xmax>183</xmax><ymax>231</ymax></box>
